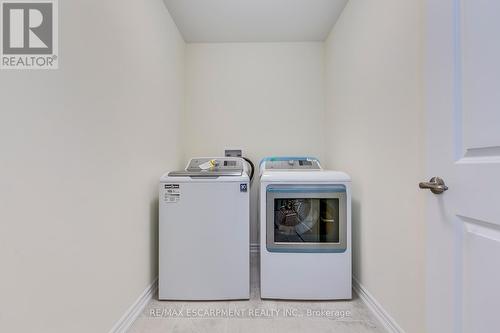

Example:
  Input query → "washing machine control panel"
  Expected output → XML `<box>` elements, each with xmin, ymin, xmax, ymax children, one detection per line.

<box><xmin>186</xmin><ymin>158</ymin><xmax>243</xmax><ymax>171</ymax></box>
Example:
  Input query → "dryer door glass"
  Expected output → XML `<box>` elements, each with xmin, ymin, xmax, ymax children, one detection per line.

<box><xmin>266</xmin><ymin>185</ymin><xmax>347</xmax><ymax>252</ymax></box>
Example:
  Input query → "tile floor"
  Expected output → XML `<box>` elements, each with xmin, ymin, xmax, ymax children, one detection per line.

<box><xmin>129</xmin><ymin>253</ymin><xmax>387</xmax><ymax>333</ymax></box>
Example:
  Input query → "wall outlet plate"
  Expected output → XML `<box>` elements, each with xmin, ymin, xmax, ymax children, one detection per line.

<box><xmin>225</xmin><ymin>149</ymin><xmax>242</xmax><ymax>157</ymax></box>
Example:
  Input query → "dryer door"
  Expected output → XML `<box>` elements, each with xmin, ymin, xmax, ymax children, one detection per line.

<box><xmin>266</xmin><ymin>185</ymin><xmax>347</xmax><ymax>252</ymax></box>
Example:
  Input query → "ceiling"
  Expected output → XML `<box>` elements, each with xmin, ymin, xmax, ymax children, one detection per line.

<box><xmin>163</xmin><ymin>0</ymin><xmax>349</xmax><ymax>43</ymax></box>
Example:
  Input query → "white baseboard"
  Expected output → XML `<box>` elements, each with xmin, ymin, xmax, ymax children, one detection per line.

<box><xmin>250</xmin><ymin>242</ymin><xmax>260</xmax><ymax>253</ymax></box>
<box><xmin>109</xmin><ymin>278</ymin><xmax>158</xmax><ymax>333</ymax></box>
<box><xmin>352</xmin><ymin>276</ymin><xmax>404</xmax><ymax>333</ymax></box>
<box><xmin>109</xmin><ymin>262</ymin><xmax>400</xmax><ymax>333</ymax></box>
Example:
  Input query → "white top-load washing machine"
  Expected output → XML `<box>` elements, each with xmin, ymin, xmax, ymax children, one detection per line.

<box><xmin>259</xmin><ymin>157</ymin><xmax>351</xmax><ymax>300</ymax></box>
<box><xmin>159</xmin><ymin>157</ymin><xmax>250</xmax><ymax>300</ymax></box>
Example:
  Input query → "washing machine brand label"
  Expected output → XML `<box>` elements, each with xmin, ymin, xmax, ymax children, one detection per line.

<box><xmin>164</xmin><ymin>184</ymin><xmax>180</xmax><ymax>203</ymax></box>
<box><xmin>240</xmin><ymin>183</ymin><xmax>248</xmax><ymax>192</ymax></box>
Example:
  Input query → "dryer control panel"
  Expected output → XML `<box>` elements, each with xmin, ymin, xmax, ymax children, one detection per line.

<box><xmin>263</xmin><ymin>158</ymin><xmax>321</xmax><ymax>170</ymax></box>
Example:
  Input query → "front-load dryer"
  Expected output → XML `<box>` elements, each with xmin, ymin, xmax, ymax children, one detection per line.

<box><xmin>159</xmin><ymin>157</ymin><xmax>250</xmax><ymax>300</ymax></box>
<box><xmin>259</xmin><ymin>157</ymin><xmax>351</xmax><ymax>300</ymax></box>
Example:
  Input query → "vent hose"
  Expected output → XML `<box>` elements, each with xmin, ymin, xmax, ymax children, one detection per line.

<box><xmin>242</xmin><ymin>157</ymin><xmax>255</xmax><ymax>182</ymax></box>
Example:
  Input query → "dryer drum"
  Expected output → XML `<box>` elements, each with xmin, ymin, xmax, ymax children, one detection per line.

<box><xmin>274</xmin><ymin>199</ymin><xmax>318</xmax><ymax>236</ymax></box>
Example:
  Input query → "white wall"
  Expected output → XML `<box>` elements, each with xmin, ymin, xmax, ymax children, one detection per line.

<box><xmin>0</xmin><ymin>1</ymin><xmax>184</xmax><ymax>332</ymax></box>
<box><xmin>324</xmin><ymin>1</ymin><xmax>425</xmax><ymax>332</ymax></box>
<box><xmin>184</xmin><ymin>42</ymin><xmax>326</xmax><ymax>243</ymax></box>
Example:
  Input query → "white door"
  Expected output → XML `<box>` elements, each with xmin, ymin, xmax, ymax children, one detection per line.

<box><xmin>425</xmin><ymin>0</ymin><xmax>500</xmax><ymax>332</ymax></box>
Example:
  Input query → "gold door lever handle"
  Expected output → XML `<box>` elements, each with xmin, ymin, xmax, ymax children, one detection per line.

<box><xmin>419</xmin><ymin>177</ymin><xmax>448</xmax><ymax>194</ymax></box>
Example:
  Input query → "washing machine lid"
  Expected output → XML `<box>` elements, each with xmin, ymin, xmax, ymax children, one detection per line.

<box><xmin>167</xmin><ymin>157</ymin><xmax>245</xmax><ymax>177</ymax></box>
<box><xmin>168</xmin><ymin>170</ymin><xmax>243</xmax><ymax>177</ymax></box>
